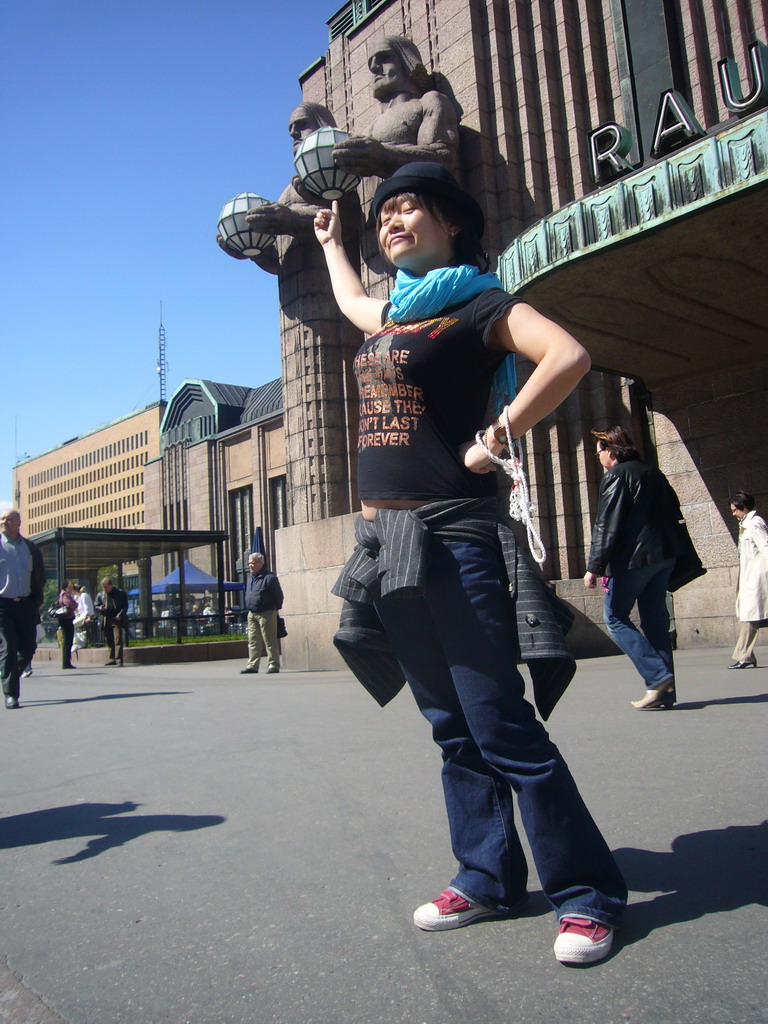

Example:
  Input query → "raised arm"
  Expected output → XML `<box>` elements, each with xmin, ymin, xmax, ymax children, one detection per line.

<box><xmin>314</xmin><ymin>201</ymin><xmax>387</xmax><ymax>334</ymax></box>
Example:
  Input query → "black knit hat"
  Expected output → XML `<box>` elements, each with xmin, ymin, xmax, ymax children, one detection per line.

<box><xmin>372</xmin><ymin>161</ymin><xmax>485</xmax><ymax>237</ymax></box>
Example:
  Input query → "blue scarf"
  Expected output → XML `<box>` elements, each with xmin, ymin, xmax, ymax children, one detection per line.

<box><xmin>388</xmin><ymin>265</ymin><xmax>502</xmax><ymax>322</ymax></box>
<box><xmin>387</xmin><ymin>265</ymin><xmax>516</xmax><ymax>413</ymax></box>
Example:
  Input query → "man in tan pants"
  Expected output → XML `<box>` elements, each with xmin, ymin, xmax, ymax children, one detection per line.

<box><xmin>241</xmin><ymin>553</ymin><xmax>283</xmax><ymax>675</ymax></box>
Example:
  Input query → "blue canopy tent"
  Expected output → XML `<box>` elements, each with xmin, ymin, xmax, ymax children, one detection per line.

<box><xmin>152</xmin><ymin>560</ymin><xmax>244</xmax><ymax>593</ymax></box>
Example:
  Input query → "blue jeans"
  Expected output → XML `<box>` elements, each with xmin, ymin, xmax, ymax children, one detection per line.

<box><xmin>604</xmin><ymin>559</ymin><xmax>675</xmax><ymax>688</ymax></box>
<box><xmin>374</xmin><ymin>536</ymin><xmax>626</xmax><ymax>927</ymax></box>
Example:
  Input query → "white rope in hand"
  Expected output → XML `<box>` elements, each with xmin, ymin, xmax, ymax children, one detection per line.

<box><xmin>474</xmin><ymin>423</ymin><xmax>547</xmax><ymax>565</ymax></box>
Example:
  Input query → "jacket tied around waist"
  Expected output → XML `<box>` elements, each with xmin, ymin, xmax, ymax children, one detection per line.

<box><xmin>331</xmin><ymin>498</ymin><xmax>576</xmax><ymax>720</ymax></box>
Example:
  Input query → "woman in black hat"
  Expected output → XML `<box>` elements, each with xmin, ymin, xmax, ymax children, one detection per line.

<box><xmin>314</xmin><ymin>162</ymin><xmax>626</xmax><ymax>965</ymax></box>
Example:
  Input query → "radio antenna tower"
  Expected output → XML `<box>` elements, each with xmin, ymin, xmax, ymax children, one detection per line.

<box><xmin>157</xmin><ymin>302</ymin><xmax>169</xmax><ymax>402</ymax></box>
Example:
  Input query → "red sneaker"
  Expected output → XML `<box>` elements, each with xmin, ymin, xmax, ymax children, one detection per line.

<box><xmin>413</xmin><ymin>888</ymin><xmax>500</xmax><ymax>931</ymax></box>
<box><xmin>554</xmin><ymin>916</ymin><xmax>614</xmax><ymax>964</ymax></box>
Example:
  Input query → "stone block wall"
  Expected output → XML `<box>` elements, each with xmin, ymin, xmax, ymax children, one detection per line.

<box><xmin>143</xmin><ymin>458</ymin><xmax>162</xmax><ymax>529</ymax></box>
<box><xmin>554</xmin><ymin>577</ymin><xmax>621</xmax><ymax>658</ymax></box>
<box><xmin>651</xmin><ymin>364</ymin><xmax>768</xmax><ymax>648</ymax></box>
<box><xmin>187</xmin><ymin>442</ymin><xmax>216</xmax><ymax>531</ymax></box>
<box><xmin>274</xmin><ymin>513</ymin><xmax>358</xmax><ymax>670</ymax></box>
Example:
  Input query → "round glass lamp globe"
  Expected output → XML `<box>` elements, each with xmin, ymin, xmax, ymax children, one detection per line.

<box><xmin>217</xmin><ymin>193</ymin><xmax>276</xmax><ymax>257</ymax></box>
<box><xmin>293</xmin><ymin>128</ymin><xmax>360</xmax><ymax>201</ymax></box>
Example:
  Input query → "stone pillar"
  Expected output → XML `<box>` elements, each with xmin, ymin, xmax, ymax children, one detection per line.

<box><xmin>277</xmin><ymin>229</ymin><xmax>362</xmax><ymax>525</ymax></box>
<box><xmin>274</xmin><ymin>513</ymin><xmax>358</xmax><ymax>670</ymax></box>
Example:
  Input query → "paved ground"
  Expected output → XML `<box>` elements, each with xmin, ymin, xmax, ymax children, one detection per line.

<box><xmin>0</xmin><ymin>644</ymin><xmax>765</xmax><ymax>1024</ymax></box>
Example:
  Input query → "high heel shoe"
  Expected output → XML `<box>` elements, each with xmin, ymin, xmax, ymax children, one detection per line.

<box><xmin>631</xmin><ymin>679</ymin><xmax>674</xmax><ymax>710</ymax></box>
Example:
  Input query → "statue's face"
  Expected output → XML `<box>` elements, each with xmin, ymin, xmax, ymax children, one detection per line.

<box><xmin>368</xmin><ymin>46</ymin><xmax>412</xmax><ymax>100</ymax></box>
<box><xmin>289</xmin><ymin>108</ymin><xmax>319</xmax><ymax>152</ymax></box>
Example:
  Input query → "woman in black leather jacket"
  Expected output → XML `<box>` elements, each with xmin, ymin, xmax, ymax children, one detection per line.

<box><xmin>584</xmin><ymin>426</ymin><xmax>688</xmax><ymax>710</ymax></box>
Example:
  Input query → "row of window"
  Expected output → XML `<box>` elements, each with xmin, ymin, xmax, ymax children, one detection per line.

<box><xmin>28</xmin><ymin>453</ymin><xmax>148</xmax><ymax>503</ymax></box>
<box><xmin>29</xmin><ymin>491</ymin><xmax>145</xmax><ymax>524</ymax></box>
<box><xmin>33</xmin><ymin>510</ymin><xmax>146</xmax><ymax>532</ymax></box>
<box><xmin>29</xmin><ymin>472</ymin><xmax>145</xmax><ymax>511</ymax></box>
<box><xmin>328</xmin><ymin>0</ymin><xmax>386</xmax><ymax>39</ymax></box>
<box><xmin>228</xmin><ymin>477</ymin><xmax>287</xmax><ymax>579</ymax></box>
<box><xmin>28</xmin><ymin>431</ymin><xmax>151</xmax><ymax>487</ymax></box>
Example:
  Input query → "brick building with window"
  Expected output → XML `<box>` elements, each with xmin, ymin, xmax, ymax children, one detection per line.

<box><xmin>12</xmin><ymin>402</ymin><xmax>165</xmax><ymax>535</ymax></box>
<box><xmin>143</xmin><ymin>378</ymin><xmax>284</xmax><ymax>582</ymax></box>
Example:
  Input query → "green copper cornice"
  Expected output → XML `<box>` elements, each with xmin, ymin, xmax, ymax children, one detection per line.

<box><xmin>500</xmin><ymin>111</ymin><xmax>768</xmax><ymax>294</ymax></box>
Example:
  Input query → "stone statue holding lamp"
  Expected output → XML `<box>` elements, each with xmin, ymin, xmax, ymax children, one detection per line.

<box><xmin>332</xmin><ymin>36</ymin><xmax>459</xmax><ymax>179</ymax></box>
<box><xmin>217</xmin><ymin>102</ymin><xmax>345</xmax><ymax>273</ymax></box>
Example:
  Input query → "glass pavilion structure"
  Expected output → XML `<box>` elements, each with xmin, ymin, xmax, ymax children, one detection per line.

<box><xmin>32</xmin><ymin>526</ymin><xmax>239</xmax><ymax>643</ymax></box>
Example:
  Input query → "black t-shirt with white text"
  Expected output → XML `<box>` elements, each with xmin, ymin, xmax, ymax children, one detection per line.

<box><xmin>355</xmin><ymin>288</ymin><xmax>522</xmax><ymax>501</ymax></box>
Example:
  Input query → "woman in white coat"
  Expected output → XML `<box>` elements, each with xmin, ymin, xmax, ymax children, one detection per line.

<box><xmin>73</xmin><ymin>586</ymin><xmax>95</xmax><ymax>651</ymax></box>
<box><xmin>729</xmin><ymin>491</ymin><xmax>768</xmax><ymax>669</ymax></box>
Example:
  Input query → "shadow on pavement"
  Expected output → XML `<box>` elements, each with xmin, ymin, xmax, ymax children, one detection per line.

<box><xmin>0</xmin><ymin>800</ymin><xmax>225</xmax><ymax>863</ymax></box>
<box><xmin>615</xmin><ymin>820</ymin><xmax>768</xmax><ymax>945</ymax></box>
<box><xmin>671</xmin><ymin>692</ymin><xmax>768</xmax><ymax>710</ymax></box>
<box><xmin>21</xmin><ymin>691</ymin><xmax>190</xmax><ymax>706</ymax></box>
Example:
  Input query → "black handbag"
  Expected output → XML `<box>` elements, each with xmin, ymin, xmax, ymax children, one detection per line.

<box><xmin>277</xmin><ymin>616</ymin><xmax>288</xmax><ymax>638</ymax></box>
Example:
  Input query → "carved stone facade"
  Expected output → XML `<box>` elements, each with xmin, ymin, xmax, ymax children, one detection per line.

<box><xmin>144</xmin><ymin>379</ymin><xmax>284</xmax><ymax>582</ymax></box>
<box><xmin>275</xmin><ymin>226</ymin><xmax>362</xmax><ymax>524</ymax></box>
<box><xmin>226</xmin><ymin>104</ymin><xmax>364</xmax><ymax>528</ymax></box>
<box><xmin>273</xmin><ymin>0</ymin><xmax>768</xmax><ymax>666</ymax></box>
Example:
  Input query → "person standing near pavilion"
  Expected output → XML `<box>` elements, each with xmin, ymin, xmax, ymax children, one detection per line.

<box><xmin>96</xmin><ymin>577</ymin><xmax>128</xmax><ymax>666</ymax></box>
<box><xmin>241</xmin><ymin>553</ymin><xmax>284</xmax><ymax>676</ymax></box>
<box><xmin>0</xmin><ymin>509</ymin><xmax>45</xmax><ymax>709</ymax></box>
<box><xmin>55</xmin><ymin>580</ymin><xmax>78</xmax><ymax>670</ymax></box>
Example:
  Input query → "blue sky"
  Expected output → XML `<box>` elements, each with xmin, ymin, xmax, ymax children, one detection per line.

<box><xmin>1</xmin><ymin>0</ymin><xmax>334</xmax><ymax>509</ymax></box>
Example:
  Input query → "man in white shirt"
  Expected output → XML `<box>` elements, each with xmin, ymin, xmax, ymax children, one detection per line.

<box><xmin>0</xmin><ymin>509</ymin><xmax>45</xmax><ymax>708</ymax></box>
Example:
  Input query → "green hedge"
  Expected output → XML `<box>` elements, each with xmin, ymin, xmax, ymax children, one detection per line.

<box><xmin>130</xmin><ymin>634</ymin><xmax>246</xmax><ymax>647</ymax></box>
